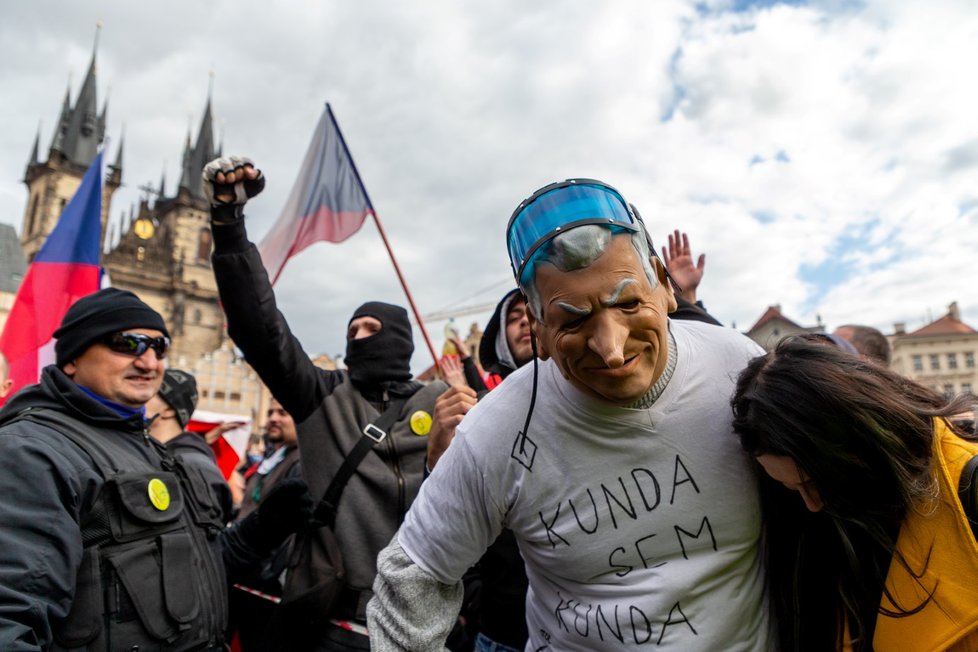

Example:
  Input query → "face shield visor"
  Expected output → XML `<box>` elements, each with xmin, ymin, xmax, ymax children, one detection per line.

<box><xmin>506</xmin><ymin>179</ymin><xmax>640</xmax><ymax>286</ymax></box>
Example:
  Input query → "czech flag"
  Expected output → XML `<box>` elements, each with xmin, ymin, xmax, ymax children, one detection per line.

<box><xmin>0</xmin><ymin>150</ymin><xmax>105</xmax><ymax>405</ymax></box>
<box><xmin>258</xmin><ymin>104</ymin><xmax>374</xmax><ymax>285</ymax></box>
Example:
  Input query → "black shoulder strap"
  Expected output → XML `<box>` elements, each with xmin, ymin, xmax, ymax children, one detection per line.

<box><xmin>312</xmin><ymin>397</ymin><xmax>407</xmax><ymax>528</ymax></box>
<box><xmin>958</xmin><ymin>454</ymin><xmax>978</xmax><ymax>541</ymax></box>
<box><xmin>14</xmin><ymin>407</ymin><xmax>124</xmax><ymax>477</ymax></box>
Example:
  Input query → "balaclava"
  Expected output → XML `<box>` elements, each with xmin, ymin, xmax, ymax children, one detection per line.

<box><xmin>344</xmin><ymin>301</ymin><xmax>414</xmax><ymax>388</ymax></box>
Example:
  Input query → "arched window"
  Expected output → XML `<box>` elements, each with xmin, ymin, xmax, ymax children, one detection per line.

<box><xmin>197</xmin><ymin>227</ymin><xmax>212</xmax><ymax>262</ymax></box>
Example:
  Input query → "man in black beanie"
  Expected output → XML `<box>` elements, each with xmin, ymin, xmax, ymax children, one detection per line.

<box><xmin>203</xmin><ymin>155</ymin><xmax>447</xmax><ymax>651</ymax></box>
<box><xmin>0</xmin><ymin>289</ymin><xmax>311</xmax><ymax>650</ymax></box>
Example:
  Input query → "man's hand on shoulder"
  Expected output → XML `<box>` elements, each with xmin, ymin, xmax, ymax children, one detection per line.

<box><xmin>202</xmin><ymin>155</ymin><xmax>266</xmax><ymax>224</ymax></box>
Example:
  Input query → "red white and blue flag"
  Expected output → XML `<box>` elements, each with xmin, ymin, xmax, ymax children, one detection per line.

<box><xmin>258</xmin><ymin>104</ymin><xmax>374</xmax><ymax>285</ymax></box>
<box><xmin>0</xmin><ymin>150</ymin><xmax>105</xmax><ymax>405</ymax></box>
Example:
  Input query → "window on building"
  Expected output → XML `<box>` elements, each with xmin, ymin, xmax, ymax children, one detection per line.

<box><xmin>912</xmin><ymin>355</ymin><xmax>923</xmax><ymax>372</ymax></box>
<box><xmin>963</xmin><ymin>383</ymin><xmax>973</xmax><ymax>395</ymax></box>
<box><xmin>966</xmin><ymin>352</ymin><xmax>976</xmax><ymax>369</ymax></box>
<box><xmin>197</xmin><ymin>228</ymin><xmax>212</xmax><ymax>263</ymax></box>
<box><xmin>943</xmin><ymin>384</ymin><xmax>955</xmax><ymax>398</ymax></box>
<box><xmin>930</xmin><ymin>354</ymin><xmax>940</xmax><ymax>371</ymax></box>
<box><xmin>230</xmin><ymin>392</ymin><xmax>242</xmax><ymax>401</ymax></box>
<box><xmin>214</xmin><ymin>390</ymin><xmax>226</xmax><ymax>400</ymax></box>
<box><xmin>193</xmin><ymin>309</ymin><xmax>202</xmax><ymax>324</ymax></box>
<box><xmin>948</xmin><ymin>353</ymin><xmax>958</xmax><ymax>370</ymax></box>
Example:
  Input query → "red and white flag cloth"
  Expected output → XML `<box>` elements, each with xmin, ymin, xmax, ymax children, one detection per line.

<box><xmin>186</xmin><ymin>409</ymin><xmax>252</xmax><ymax>479</ymax></box>
<box><xmin>258</xmin><ymin>104</ymin><xmax>374</xmax><ymax>285</ymax></box>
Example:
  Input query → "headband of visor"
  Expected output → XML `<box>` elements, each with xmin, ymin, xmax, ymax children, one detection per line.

<box><xmin>506</xmin><ymin>179</ymin><xmax>641</xmax><ymax>287</ymax></box>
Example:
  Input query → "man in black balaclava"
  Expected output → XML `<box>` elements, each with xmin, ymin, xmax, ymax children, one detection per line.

<box><xmin>202</xmin><ymin>155</ymin><xmax>447</xmax><ymax>651</ymax></box>
<box><xmin>345</xmin><ymin>301</ymin><xmax>414</xmax><ymax>394</ymax></box>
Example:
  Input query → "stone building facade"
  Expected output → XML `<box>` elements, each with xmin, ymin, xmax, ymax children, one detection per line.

<box><xmin>890</xmin><ymin>302</ymin><xmax>978</xmax><ymax>398</ymax></box>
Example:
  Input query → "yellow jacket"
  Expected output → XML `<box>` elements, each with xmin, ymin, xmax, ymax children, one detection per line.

<box><xmin>869</xmin><ymin>420</ymin><xmax>978</xmax><ymax>651</ymax></box>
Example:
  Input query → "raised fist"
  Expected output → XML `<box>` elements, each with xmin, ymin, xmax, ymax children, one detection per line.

<box><xmin>202</xmin><ymin>156</ymin><xmax>266</xmax><ymax>222</ymax></box>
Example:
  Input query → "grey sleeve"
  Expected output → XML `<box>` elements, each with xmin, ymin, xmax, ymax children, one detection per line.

<box><xmin>367</xmin><ymin>538</ymin><xmax>462</xmax><ymax>652</ymax></box>
<box><xmin>0</xmin><ymin>432</ymin><xmax>92</xmax><ymax>651</ymax></box>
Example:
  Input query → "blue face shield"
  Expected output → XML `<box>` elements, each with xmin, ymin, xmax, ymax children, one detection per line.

<box><xmin>506</xmin><ymin>179</ymin><xmax>640</xmax><ymax>286</ymax></box>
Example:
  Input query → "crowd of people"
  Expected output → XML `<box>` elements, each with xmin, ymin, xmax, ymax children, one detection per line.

<box><xmin>0</xmin><ymin>158</ymin><xmax>975</xmax><ymax>652</ymax></box>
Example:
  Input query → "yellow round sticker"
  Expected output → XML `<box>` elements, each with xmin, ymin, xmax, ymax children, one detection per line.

<box><xmin>409</xmin><ymin>410</ymin><xmax>432</xmax><ymax>436</ymax></box>
<box><xmin>147</xmin><ymin>478</ymin><xmax>171</xmax><ymax>511</ymax></box>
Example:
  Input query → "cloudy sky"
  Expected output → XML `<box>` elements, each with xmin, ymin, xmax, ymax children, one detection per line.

<box><xmin>2</xmin><ymin>0</ymin><xmax>976</xmax><ymax>371</ymax></box>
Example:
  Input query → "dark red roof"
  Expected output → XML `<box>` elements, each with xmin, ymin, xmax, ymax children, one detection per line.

<box><xmin>905</xmin><ymin>313</ymin><xmax>976</xmax><ymax>337</ymax></box>
<box><xmin>748</xmin><ymin>305</ymin><xmax>802</xmax><ymax>332</ymax></box>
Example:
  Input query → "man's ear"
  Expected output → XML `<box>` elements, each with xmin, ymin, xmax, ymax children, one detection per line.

<box><xmin>652</xmin><ymin>256</ymin><xmax>678</xmax><ymax>313</ymax></box>
<box><xmin>62</xmin><ymin>361</ymin><xmax>77</xmax><ymax>378</ymax></box>
<box><xmin>526</xmin><ymin>309</ymin><xmax>550</xmax><ymax>360</ymax></box>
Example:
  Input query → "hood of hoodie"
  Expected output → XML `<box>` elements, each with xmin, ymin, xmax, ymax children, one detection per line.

<box><xmin>0</xmin><ymin>365</ymin><xmax>147</xmax><ymax>434</ymax></box>
<box><xmin>478</xmin><ymin>288</ymin><xmax>525</xmax><ymax>380</ymax></box>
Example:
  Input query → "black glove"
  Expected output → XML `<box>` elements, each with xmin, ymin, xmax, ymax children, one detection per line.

<box><xmin>201</xmin><ymin>155</ymin><xmax>266</xmax><ymax>224</ymax></box>
<box><xmin>234</xmin><ymin>477</ymin><xmax>314</xmax><ymax>553</ymax></box>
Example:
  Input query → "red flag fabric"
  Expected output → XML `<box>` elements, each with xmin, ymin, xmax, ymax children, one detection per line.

<box><xmin>186</xmin><ymin>409</ymin><xmax>252</xmax><ymax>479</ymax></box>
<box><xmin>0</xmin><ymin>150</ymin><xmax>105</xmax><ymax>405</ymax></box>
<box><xmin>258</xmin><ymin>104</ymin><xmax>374</xmax><ymax>285</ymax></box>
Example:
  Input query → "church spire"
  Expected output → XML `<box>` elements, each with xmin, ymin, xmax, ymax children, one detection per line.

<box><xmin>27</xmin><ymin>124</ymin><xmax>41</xmax><ymax>168</ymax></box>
<box><xmin>178</xmin><ymin>84</ymin><xmax>219</xmax><ymax>199</ymax></box>
<box><xmin>58</xmin><ymin>23</ymin><xmax>104</xmax><ymax>167</ymax></box>
<box><xmin>50</xmin><ymin>80</ymin><xmax>71</xmax><ymax>153</ymax></box>
<box><xmin>112</xmin><ymin>126</ymin><xmax>124</xmax><ymax>171</ymax></box>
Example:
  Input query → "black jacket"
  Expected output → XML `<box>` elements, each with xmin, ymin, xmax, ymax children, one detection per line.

<box><xmin>167</xmin><ymin>431</ymin><xmax>234</xmax><ymax>524</ymax></box>
<box><xmin>210</xmin><ymin>219</ymin><xmax>446</xmax><ymax>610</ymax></box>
<box><xmin>0</xmin><ymin>367</ymin><xmax>232</xmax><ymax>651</ymax></box>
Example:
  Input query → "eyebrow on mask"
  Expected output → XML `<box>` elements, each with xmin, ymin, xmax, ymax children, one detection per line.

<box><xmin>554</xmin><ymin>278</ymin><xmax>638</xmax><ymax>316</ymax></box>
<box><xmin>601</xmin><ymin>278</ymin><xmax>638</xmax><ymax>306</ymax></box>
<box><xmin>556</xmin><ymin>302</ymin><xmax>591</xmax><ymax>316</ymax></box>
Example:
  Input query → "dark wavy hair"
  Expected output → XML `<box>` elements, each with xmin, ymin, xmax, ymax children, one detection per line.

<box><xmin>731</xmin><ymin>335</ymin><xmax>977</xmax><ymax>651</ymax></box>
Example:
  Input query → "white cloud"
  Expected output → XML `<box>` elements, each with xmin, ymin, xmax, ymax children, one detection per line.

<box><xmin>1</xmin><ymin>0</ymin><xmax>976</xmax><ymax>371</ymax></box>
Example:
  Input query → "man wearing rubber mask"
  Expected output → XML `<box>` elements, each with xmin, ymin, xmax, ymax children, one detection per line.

<box><xmin>369</xmin><ymin>180</ymin><xmax>772</xmax><ymax>650</ymax></box>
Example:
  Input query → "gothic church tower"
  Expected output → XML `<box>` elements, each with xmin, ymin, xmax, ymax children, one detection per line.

<box><xmin>102</xmin><ymin>91</ymin><xmax>226</xmax><ymax>366</ymax></box>
<box><xmin>21</xmin><ymin>27</ymin><xmax>122</xmax><ymax>262</ymax></box>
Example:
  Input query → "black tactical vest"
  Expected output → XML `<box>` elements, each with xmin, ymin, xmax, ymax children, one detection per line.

<box><xmin>17</xmin><ymin>409</ymin><xmax>227</xmax><ymax>651</ymax></box>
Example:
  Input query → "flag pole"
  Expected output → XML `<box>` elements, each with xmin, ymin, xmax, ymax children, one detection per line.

<box><xmin>325</xmin><ymin>104</ymin><xmax>442</xmax><ymax>374</ymax></box>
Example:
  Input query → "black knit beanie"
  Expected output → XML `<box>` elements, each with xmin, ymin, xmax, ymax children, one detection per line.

<box><xmin>53</xmin><ymin>288</ymin><xmax>169</xmax><ymax>367</ymax></box>
<box><xmin>158</xmin><ymin>369</ymin><xmax>198</xmax><ymax>428</ymax></box>
<box><xmin>344</xmin><ymin>301</ymin><xmax>414</xmax><ymax>387</ymax></box>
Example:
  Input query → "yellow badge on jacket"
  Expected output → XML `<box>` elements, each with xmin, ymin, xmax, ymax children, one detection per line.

<box><xmin>410</xmin><ymin>410</ymin><xmax>432</xmax><ymax>436</ymax></box>
<box><xmin>148</xmin><ymin>478</ymin><xmax>171</xmax><ymax>511</ymax></box>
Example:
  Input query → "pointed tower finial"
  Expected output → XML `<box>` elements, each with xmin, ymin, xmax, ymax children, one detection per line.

<box><xmin>28</xmin><ymin>122</ymin><xmax>41</xmax><ymax>167</ymax></box>
<box><xmin>159</xmin><ymin>162</ymin><xmax>167</xmax><ymax>197</ymax></box>
<box><xmin>113</xmin><ymin>125</ymin><xmax>125</xmax><ymax>171</ymax></box>
<box><xmin>208</xmin><ymin>69</ymin><xmax>215</xmax><ymax>101</ymax></box>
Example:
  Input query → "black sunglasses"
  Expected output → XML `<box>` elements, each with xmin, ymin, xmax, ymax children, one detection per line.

<box><xmin>102</xmin><ymin>332</ymin><xmax>170</xmax><ymax>359</ymax></box>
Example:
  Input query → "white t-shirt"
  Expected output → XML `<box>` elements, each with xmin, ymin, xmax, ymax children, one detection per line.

<box><xmin>399</xmin><ymin>320</ymin><xmax>772</xmax><ymax>651</ymax></box>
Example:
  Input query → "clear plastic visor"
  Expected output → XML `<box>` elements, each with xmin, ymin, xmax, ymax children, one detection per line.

<box><xmin>506</xmin><ymin>181</ymin><xmax>637</xmax><ymax>283</ymax></box>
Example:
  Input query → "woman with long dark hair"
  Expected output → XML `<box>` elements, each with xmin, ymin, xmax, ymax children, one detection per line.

<box><xmin>731</xmin><ymin>335</ymin><xmax>978</xmax><ymax>651</ymax></box>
